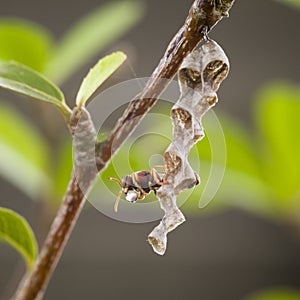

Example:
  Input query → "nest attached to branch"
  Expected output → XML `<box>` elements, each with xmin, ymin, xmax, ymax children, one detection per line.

<box><xmin>148</xmin><ymin>40</ymin><xmax>230</xmax><ymax>255</ymax></box>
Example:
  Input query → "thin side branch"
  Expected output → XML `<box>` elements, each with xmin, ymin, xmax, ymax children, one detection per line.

<box><xmin>13</xmin><ymin>1</ymin><xmax>235</xmax><ymax>299</ymax></box>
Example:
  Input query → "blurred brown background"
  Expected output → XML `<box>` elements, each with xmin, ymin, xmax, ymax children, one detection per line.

<box><xmin>1</xmin><ymin>0</ymin><xmax>300</xmax><ymax>299</ymax></box>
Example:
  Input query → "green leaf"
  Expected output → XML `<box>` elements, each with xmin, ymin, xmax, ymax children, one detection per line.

<box><xmin>0</xmin><ymin>19</ymin><xmax>53</xmax><ymax>72</ymax></box>
<box><xmin>0</xmin><ymin>207</ymin><xmax>38</xmax><ymax>270</ymax></box>
<box><xmin>0</xmin><ymin>102</ymin><xmax>52</xmax><ymax>199</ymax></box>
<box><xmin>245</xmin><ymin>288</ymin><xmax>300</xmax><ymax>300</ymax></box>
<box><xmin>46</xmin><ymin>0</ymin><xmax>144</xmax><ymax>84</ymax></box>
<box><xmin>0</xmin><ymin>61</ymin><xmax>71</xmax><ymax>119</ymax></box>
<box><xmin>76</xmin><ymin>51</ymin><xmax>126</xmax><ymax>107</ymax></box>
<box><xmin>254</xmin><ymin>83</ymin><xmax>300</xmax><ymax>211</ymax></box>
<box><xmin>274</xmin><ymin>0</ymin><xmax>300</xmax><ymax>10</ymax></box>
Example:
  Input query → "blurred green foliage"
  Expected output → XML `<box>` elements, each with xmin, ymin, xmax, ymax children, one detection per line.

<box><xmin>0</xmin><ymin>1</ymin><xmax>143</xmax><ymax>85</ymax></box>
<box><xmin>2</xmin><ymin>74</ymin><xmax>299</xmax><ymax>223</ymax></box>
<box><xmin>0</xmin><ymin>0</ymin><xmax>298</xmax><ymax>217</ymax></box>
<box><xmin>46</xmin><ymin>0</ymin><xmax>143</xmax><ymax>84</ymax></box>
<box><xmin>0</xmin><ymin>0</ymin><xmax>141</xmax><ymax>267</ymax></box>
<box><xmin>275</xmin><ymin>0</ymin><xmax>300</xmax><ymax>9</ymax></box>
<box><xmin>103</xmin><ymin>83</ymin><xmax>300</xmax><ymax>221</ymax></box>
<box><xmin>245</xmin><ymin>288</ymin><xmax>300</xmax><ymax>300</ymax></box>
<box><xmin>0</xmin><ymin>19</ymin><xmax>53</xmax><ymax>73</ymax></box>
<box><xmin>0</xmin><ymin>0</ymin><xmax>142</xmax><ymax>202</ymax></box>
<box><xmin>0</xmin><ymin>102</ymin><xmax>51</xmax><ymax>199</ymax></box>
<box><xmin>193</xmin><ymin>83</ymin><xmax>300</xmax><ymax>220</ymax></box>
<box><xmin>254</xmin><ymin>84</ymin><xmax>300</xmax><ymax>213</ymax></box>
<box><xmin>0</xmin><ymin>0</ymin><xmax>299</xmax><ymax>296</ymax></box>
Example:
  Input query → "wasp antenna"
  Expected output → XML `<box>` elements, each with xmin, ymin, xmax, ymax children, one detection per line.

<box><xmin>114</xmin><ymin>189</ymin><xmax>123</xmax><ymax>213</ymax></box>
<box><xmin>109</xmin><ymin>177</ymin><xmax>122</xmax><ymax>187</ymax></box>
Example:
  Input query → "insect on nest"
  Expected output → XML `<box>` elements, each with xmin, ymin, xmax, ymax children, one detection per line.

<box><xmin>109</xmin><ymin>166</ymin><xmax>167</xmax><ymax>212</ymax></box>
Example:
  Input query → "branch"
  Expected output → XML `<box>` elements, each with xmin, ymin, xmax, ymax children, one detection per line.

<box><xmin>97</xmin><ymin>0</ymin><xmax>235</xmax><ymax>164</ymax></box>
<box><xmin>14</xmin><ymin>174</ymin><xmax>83</xmax><ymax>300</ymax></box>
<box><xmin>13</xmin><ymin>109</ymin><xmax>97</xmax><ymax>300</ymax></box>
<box><xmin>13</xmin><ymin>1</ymin><xmax>235</xmax><ymax>299</ymax></box>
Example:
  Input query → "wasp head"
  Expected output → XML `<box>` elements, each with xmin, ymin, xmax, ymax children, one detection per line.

<box><xmin>125</xmin><ymin>190</ymin><xmax>139</xmax><ymax>203</ymax></box>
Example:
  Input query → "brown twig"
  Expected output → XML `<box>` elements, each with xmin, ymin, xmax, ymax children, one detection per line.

<box><xmin>99</xmin><ymin>0</ymin><xmax>235</xmax><ymax>164</ymax></box>
<box><xmin>13</xmin><ymin>1</ymin><xmax>235</xmax><ymax>299</ymax></box>
<box><xmin>13</xmin><ymin>174</ymin><xmax>83</xmax><ymax>300</ymax></box>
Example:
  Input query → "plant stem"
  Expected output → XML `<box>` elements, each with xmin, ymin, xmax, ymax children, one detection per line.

<box><xmin>13</xmin><ymin>173</ymin><xmax>87</xmax><ymax>300</ymax></box>
<box><xmin>98</xmin><ymin>0</ymin><xmax>236</xmax><ymax>164</ymax></box>
<box><xmin>13</xmin><ymin>1</ymin><xmax>235</xmax><ymax>299</ymax></box>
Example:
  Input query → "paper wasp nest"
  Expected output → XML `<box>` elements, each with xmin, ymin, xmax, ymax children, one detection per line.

<box><xmin>148</xmin><ymin>40</ymin><xmax>230</xmax><ymax>255</ymax></box>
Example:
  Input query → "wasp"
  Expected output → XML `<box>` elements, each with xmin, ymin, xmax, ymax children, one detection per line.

<box><xmin>109</xmin><ymin>166</ymin><xmax>166</xmax><ymax>212</ymax></box>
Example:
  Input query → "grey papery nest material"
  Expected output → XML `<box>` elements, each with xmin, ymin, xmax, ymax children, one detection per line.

<box><xmin>148</xmin><ymin>40</ymin><xmax>230</xmax><ymax>255</ymax></box>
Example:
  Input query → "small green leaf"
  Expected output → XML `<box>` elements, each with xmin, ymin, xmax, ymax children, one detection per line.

<box><xmin>0</xmin><ymin>19</ymin><xmax>53</xmax><ymax>72</ymax></box>
<box><xmin>46</xmin><ymin>0</ymin><xmax>144</xmax><ymax>84</ymax></box>
<box><xmin>245</xmin><ymin>288</ymin><xmax>300</xmax><ymax>300</ymax></box>
<box><xmin>0</xmin><ymin>207</ymin><xmax>38</xmax><ymax>270</ymax></box>
<box><xmin>76</xmin><ymin>51</ymin><xmax>126</xmax><ymax>107</ymax></box>
<box><xmin>0</xmin><ymin>61</ymin><xmax>71</xmax><ymax>119</ymax></box>
<box><xmin>0</xmin><ymin>102</ymin><xmax>52</xmax><ymax>199</ymax></box>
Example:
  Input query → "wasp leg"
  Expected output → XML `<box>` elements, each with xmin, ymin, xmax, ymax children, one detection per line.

<box><xmin>151</xmin><ymin>166</ymin><xmax>167</xmax><ymax>177</ymax></box>
<box><xmin>156</xmin><ymin>180</ymin><xmax>168</xmax><ymax>186</ymax></box>
<box><xmin>137</xmin><ymin>192</ymin><xmax>147</xmax><ymax>200</ymax></box>
<box><xmin>150</xmin><ymin>167</ymin><xmax>164</xmax><ymax>176</ymax></box>
<box><xmin>151</xmin><ymin>166</ymin><xmax>167</xmax><ymax>180</ymax></box>
<box><xmin>151</xmin><ymin>165</ymin><xmax>167</xmax><ymax>170</ymax></box>
<box><xmin>150</xmin><ymin>167</ymin><xmax>168</xmax><ymax>186</ymax></box>
<box><xmin>114</xmin><ymin>189</ymin><xmax>123</xmax><ymax>213</ymax></box>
